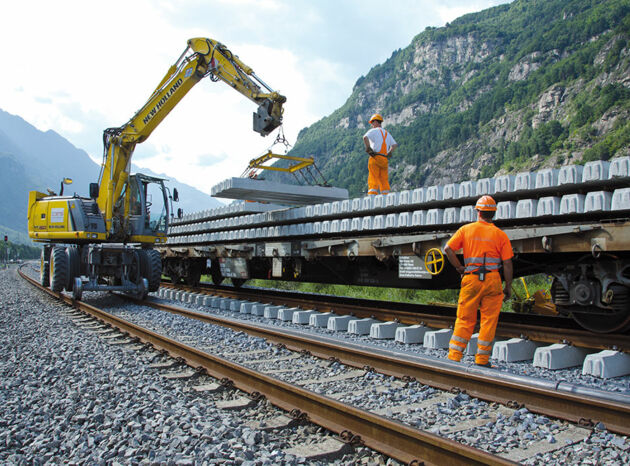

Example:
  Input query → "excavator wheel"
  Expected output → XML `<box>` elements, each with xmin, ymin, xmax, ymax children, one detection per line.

<box><xmin>49</xmin><ymin>246</ymin><xmax>69</xmax><ymax>292</ymax></box>
<box><xmin>65</xmin><ymin>246</ymin><xmax>81</xmax><ymax>291</ymax></box>
<box><xmin>139</xmin><ymin>249</ymin><xmax>162</xmax><ymax>292</ymax></box>
<box><xmin>40</xmin><ymin>247</ymin><xmax>50</xmax><ymax>287</ymax></box>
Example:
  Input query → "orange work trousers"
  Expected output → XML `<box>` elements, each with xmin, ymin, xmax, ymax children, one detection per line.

<box><xmin>367</xmin><ymin>155</ymin><xmax>390</xmax><ymax>195</ymax></box>
<box><xmin>448</xmin><ymin>272</ymin><xmax>503</xmax><ymax>365</ymax></box>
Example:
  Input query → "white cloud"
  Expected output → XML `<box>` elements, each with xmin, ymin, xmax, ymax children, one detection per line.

<box><xmin>1</xmin><ymin>0</ymin><xmax>512</xmax><ymax>195</ymax></box>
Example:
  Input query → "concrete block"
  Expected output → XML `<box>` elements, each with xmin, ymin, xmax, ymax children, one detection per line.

<box><xmin>536</xmin><ymin>196</ymin><xmax>561</xmax><ymax>216</ymax></box>
<box><xmin>612</xmin><ymin>188</ymin><xmax>630</xmax><ymax>210</ymax></box>
<box><xmin>348</xmin><ymin>318</ymin><xmax>379</xmax><ymax>335</ymax></box>
<box><xmin>327</xmin><ymin>315</ymin><xmax>355</xmax><ymax>331</ymax></box>
<box><xmin>320</xmin><ymin>202</ymin><xmax>332</xmax><ymax>216</ymax></box>
<box><xmin>412</xmin><ymin>187</ymin><xmax>426</xmax><ymax>204</ymax></box>
<box><xmin>278</xmin><ymin>307</ymin><xmax>299</xmax><ymax>321</ymax></box>
<box><xmin>340</xmin><ymin>199</ymin><xmax>351</xmax><ymax>213</ymax></box>
<box><xmin>491</xmin><ymin>338</ymin><xmax>541</xmax><ymax>362</ymax></box>
<box><xmin>361</xmin><ymin>196</ymin><xmax>374</xmax><ymax>211</ymax></box>
<box><xmin>466</xmin><ymin>333</ymin><xmax>480</xmax><ymax>355</ymax></box>
<box><xmin>292</xmin><ymin>310</ymin><xmax>317</xmax><ymax>324</ymax></box>
<box><xmin>558</xmin><ymin>165</ymin><xmax>584</xmax><ymax>185</ymax></box>
<box><xmin>219</xmin><ymin>298</ymin><xmax>232</xmax><ymax>310</ymax></box>
<box><xmin>240</xmin><ymin>302</ymin><xmax>257</xmax><ymax>314</ymax></box>
<box><xmin>372</xmin><ymin>215</ymin><xmax>385</xmax><ymax>230</ymax></box>
<box><xmin>582</xmin><ymin>161</ymin><xmax>610</xmax><ymax>182</ymax></box>
<box><xmin>180</xmin><ymin>292</ymin><xmax>189</xmax><ymax>303</ymax></box>
<box><xmin>426</xmin><ymin>185</ymin><xmax>444</xmax><ymax>202</ymax></box>
<box><xmin>560</xmin><ymin>194</ymin><xmax>586</xmax><ymax>214</ymax></box>
<box><xmin>609</xmin><ymin>156</ymin><xmax>630</xmax><ymax>178</ymax></box>
<box><xmin>351</xmin><ymin>197</ymin><xmax>363</xmax><ymax>212</ymax></box>
<box><xmin>535</xmin><ymin>168</ymin><xmax>559</xmax><ymax>188</ymax></box>
<box><xmin>385</xmin><ymin>213</ymin><xmax>398</xmax><ymax>228</ymax></box>
<box><xmin>425</xmin><ymin>208</ymin><xmax>444</xmax><ymax>225</ymax></box>
<box><xmin>174</xmin><ymin>291</ymin><xmax>181</xmax><ymax>301</ymax></box>
<box><xmin>584</xmin><ymin>191</ymin><xmax>612</xmax><ymax>212</ymax></box>
<box><xmin>395</xmin><ymin>325</ymin><xmax>429</xmax><ymax>344</ymax></box>
<box><xmin>229</xmin><ymin>300</ymin><xmax>245</xmax><ymax>311</ymax></box>
<box><xmin>495</xmin><ymin>175</ymin><xmax>515</xmax><ymax>193</ymax></box>
<box><xmin>385</xmin><ymin>192</ymin><xmax>399</xmax><ymax>208</ymax></box>
<box><xmin>514</xmin><ymin>172</ymin><xmax>536</xmax><ymax>191</ymax></box>
<box><xmin>398</xmin><ymin>190</ymin><xmax>412</xmax><ymax>205</ymax></box>
<box><xmin>533</xmin><ymin>344</ymin><xmax>589</xmax><ymax>370</ymax></box>
<box><xmin>515</xmin><ymin>199</ymin><xmax>538</xmax><ymax>218</ymax></box>
<box><xmin>423</xmin><ymin>328</ymin><xmax>453</xmax><ymax>349</ymax></box>
<box><xmin>313</xmin><ymin>222</ymin><xmax>322</xmax><ymax>234</ymax></box>
<box><xmin>496</xmin><ymin>201</ymin><xmax>517</xmax><ymax>220</ymax></box>
<box><xmin>330</xmin><ymin>220</ymin><xmax>340</xmax><ymax>233</ymax></box>
<box><xmin>459</xmin><ymin>181</ymin><xmax>476</xmax><ymax>199</ymax></box>
<box><xmin>211</xmin><ymin>177</ymin><xmax>349</xmax><ymax>205</ymax></box>
<box><xmin>443</xmin><ymin>207</ymin><xmax>460</xmax><ymax>224</ymax></box>
<box><xmin>202</xmin><ymin>296</ymin><xmax>214</xmax><ymax>306</ymax></box>
<box><xmin>264</xmin><ymin>305</ymin><xmax>284</xmax><ymax>319</ymax></box>
<box><xmin>350</xmin><ymin>217</ymin><xmax>362</xmax><ymax>231</ymax></box>
<box><xmin>582</xmin><ymin>350</ymin><xmax>630</xmax><ymax>378</ymax></box>
<box><xmin>373</xmin><ymin>195</ymin><xmax>386</xmax><ymax>209</ymax></box>
<box><xmin>443</xmin><ymin>183</ymin><xmax>460</xmax><ymax>200</ymax></box>
<box><xmin>339</xmin><ymin>219</ymin><xmax>350</xmax><ymax>232</ymax></box>
<box><xmin>250</xmin><ymin>303</ymin><xmax>267</xmax><ymax>316</ymax></box>
<box><xmin>476</xmin><ymin>178</ymin><xmax>495</xmax><ymax>195</ymax></box>
<box><xmin>398</xmin><ymin>212</ymin><xmax>410</xmax><ymax>228</ymax></box>
<box><xmin>330</xmin><ymin>201</ymin><xmax>341</xmax><ymax>215</ymax></box>
<box><xmin>361</xmin><ymin>216</ymin><xmax>373</xmax><ymax>230</ymax></box>
<box><xmin>309</xmin><ymin>312</ymin><xmax>336</xmax><ymax>328</ymax></box>
<box><xmin>370</xmin><ymin>321</ymin><xmax>402</xmax><ymax>339</ymax></box>
<box><xmin>195</xmin><ymin>295</ymin><xmax>205</xmax><ymax>305</ymax></box>
<box><xmin>411</xmin><ymin>210</ymin><xmax>426</xmax><ymax>226</ymax></box>
<box><xmin>459</xmin><ymin>205</ymin><xmax>475</xmax><ymax>223</ymax></box>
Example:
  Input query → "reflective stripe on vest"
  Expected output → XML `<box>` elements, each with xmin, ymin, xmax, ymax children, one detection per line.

<box><xmin>477</xmin><ymin>339</ymin><xmax>493</xmax><ymax>347</ymax></box>
<box><xmin>464</xmin><ymin>256</ymin><xmax>501</xmax><ymax>273</ymax></box>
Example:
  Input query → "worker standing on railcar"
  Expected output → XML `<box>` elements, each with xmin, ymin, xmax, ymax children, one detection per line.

<box><xmin>443</xmin><ymin>195</ymin><xmax>513</xmax><ymax>367</ymax></box>
<box><xmin>363</xmin><ymin>113</ymin><xmax>397</xmax><ymax>195</ymax></box>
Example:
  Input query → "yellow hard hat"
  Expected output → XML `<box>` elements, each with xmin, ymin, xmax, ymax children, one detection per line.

<box><xmin>369</xmin><ymin>113</ymin><xmax>383</xmax><ymax>123</ymax></box>
<box><xmin>475</xmin><ymin>195</ymin><xmax>497</xmax><ymax>212</ymax></box>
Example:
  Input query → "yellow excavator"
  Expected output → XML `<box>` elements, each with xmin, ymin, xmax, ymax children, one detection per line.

<box><xmin>28</xmin><ymin>37</ymin><xmax>286</xmax><ymax>300</ymax></box>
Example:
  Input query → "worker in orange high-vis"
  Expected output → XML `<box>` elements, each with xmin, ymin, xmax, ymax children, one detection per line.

<box><xmin>443</xmin><ymin>195</ymin><xmax>513</xmax><ymax>367</ymax></box>
<box><xmin>363</xmin><ymin>113</ymin><xmax>397</xmax><ymax>195</ymax></box>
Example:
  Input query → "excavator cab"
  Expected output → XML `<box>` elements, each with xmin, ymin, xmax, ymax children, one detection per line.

<box><xmin>121</xmin><ymin>174</ymin><xmax>170</xmax><ymax>240</ymax></box>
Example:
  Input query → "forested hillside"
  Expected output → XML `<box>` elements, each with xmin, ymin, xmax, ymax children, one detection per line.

<box><xmin>286</xmin><ymin>0</ymin><xmax>630</xmax><ymax>196</ymax></box>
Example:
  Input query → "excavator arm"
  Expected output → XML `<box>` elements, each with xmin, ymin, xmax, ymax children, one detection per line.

<box><xmin>98</xmin><ymin>37</ymin><xmax>286</xmax><ymax>237</ymax></box>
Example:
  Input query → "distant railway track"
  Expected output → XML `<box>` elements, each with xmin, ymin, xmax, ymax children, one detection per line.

<box><xmin>162</xmin><ymin>281</ymin><xmax>630</xmax><ymax>351</ymax></box>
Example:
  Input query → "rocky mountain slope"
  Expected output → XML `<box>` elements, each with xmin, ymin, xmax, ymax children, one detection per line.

<box><xmin>286</xmin><ymin>0</ymin><xmax>630</xmax><ymax>197</ymax></box>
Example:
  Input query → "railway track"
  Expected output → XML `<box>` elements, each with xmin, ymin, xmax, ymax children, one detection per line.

<box><xmin>162</xmin><ymin>281</ymin><xmax>630</xmax><ymax>351</ymax></box>
<box><xmin>18</xmin><ymin>265</ymin><xmax>630</xmax><ymax>464</ymax></box>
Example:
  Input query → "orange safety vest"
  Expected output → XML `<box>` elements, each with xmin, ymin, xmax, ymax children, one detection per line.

<box><xmin>446</xmin><ymin>220</ymin><xmax>513</xmax><ymax>273</ymax></box>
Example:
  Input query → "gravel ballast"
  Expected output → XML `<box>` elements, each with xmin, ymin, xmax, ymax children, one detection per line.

<box><xmin>2</xmin><ymin>267</ymin><xmax>393</xmax><ymax>465</ymax></box>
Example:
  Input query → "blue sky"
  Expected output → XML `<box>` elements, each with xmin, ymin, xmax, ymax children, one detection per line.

<box><xmin>2</xmin><ymin>0</ymin><xmax>510</xmax><ymax>194</ymax></box>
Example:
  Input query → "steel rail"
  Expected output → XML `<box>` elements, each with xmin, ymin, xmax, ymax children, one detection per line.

<box><xmin>19</xmin><ymin>267</ymin><xmax>513</xmax><ymax>466</ymax></box>
<box><xmin>162</xmin><ymin>282</ymin><xmax>630</xmax><ymax>351</ymax></box>
<box><xmin>141</xmin><ymin>290</ymin><xmax>630</xmax><ymax>436</ymax></box>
